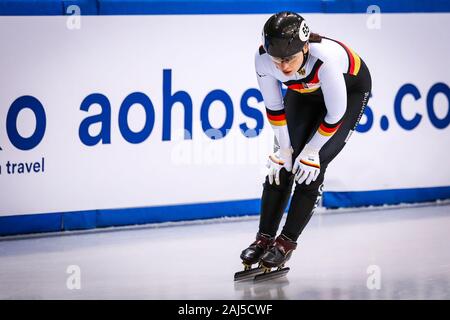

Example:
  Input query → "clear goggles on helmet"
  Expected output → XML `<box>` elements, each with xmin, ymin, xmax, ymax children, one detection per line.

<box><xmin>268</xmin><ymin>51</ymin><xmax>302</xmax><ymax>64</ymax></box>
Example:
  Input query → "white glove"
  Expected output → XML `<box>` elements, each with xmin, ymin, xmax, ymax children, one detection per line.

<box><xmin>266</xmin><ymin>147</ymin><xmax>293</xmax><ymax>185</ymax></box>
<box><xmin>292</xmin><ymin>144</ymin><xmax>321</xmax><ymax>185</ymax></box>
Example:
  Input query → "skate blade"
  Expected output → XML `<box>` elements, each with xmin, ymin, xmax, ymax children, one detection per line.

<box><xmin>234</xmin><ymin>267</ymin><xmax>265</xmax><ymax>281</ymax></box>
<box><xmin>254</xmin><ymin>267</ymin><xmax>290</xmax><ymax>282</ymax></box>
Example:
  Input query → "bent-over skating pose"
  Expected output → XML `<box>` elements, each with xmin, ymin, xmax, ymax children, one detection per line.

<box><xmin>235</xmin><ymin>11</ymin><xmax>372</xmax><ymax>282</ymax></box>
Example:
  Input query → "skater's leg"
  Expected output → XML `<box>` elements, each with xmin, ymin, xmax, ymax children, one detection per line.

<box><xmin>281</xmin><ymin>169</ymin><xmax>325</xmax><ymax>241</ymax></box>
<box><xmin>241</xmin><ymin>169</ymin><xmax>293</xmax><ymax>270</ymax></box>
<box><xmin>281</xmin><ymin>81</ymin><xmax>372</xmax><ymax>241</ymax></box>
<box><xmin>258</xmin><ymin>169</ymin><xmax>294</xmax><ymax>237</ymax></box>
<box><xmin>258</xmin><ymin>91</ymin><xmax>325</xmax><ymax>237</ymax></box>
<box><xmin>258</xmin><ymin>168</ymin><xmax>325</xmax><ymax>269</ymax></box>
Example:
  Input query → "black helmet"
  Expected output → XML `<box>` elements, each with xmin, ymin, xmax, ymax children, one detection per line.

<box><xmin>262</xmin><ymin>12</ymin><xmax>310</xmax><ymax>58</ymax></box>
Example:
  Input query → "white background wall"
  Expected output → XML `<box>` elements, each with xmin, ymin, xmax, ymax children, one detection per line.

<box><xmin>0</xmin><ymin>14</ymin><xmax>449</xmax><ymax>216</ymax></box>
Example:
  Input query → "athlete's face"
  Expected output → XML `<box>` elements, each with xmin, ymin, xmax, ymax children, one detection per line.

<box><xmin>270</xmin><ymin>44</ymin><xmax>308</xmax><ymax>76</ymax></box>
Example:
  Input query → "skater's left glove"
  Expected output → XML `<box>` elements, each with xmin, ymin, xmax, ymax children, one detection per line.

<box><xmin>292</xmin><ymin>144</ymin><xmax>321</xmax><ymax>185</ymax></box>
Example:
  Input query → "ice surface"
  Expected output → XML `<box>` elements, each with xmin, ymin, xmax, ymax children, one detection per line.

<box><xmin>1</xmin><ymin>203</ymin><xmax>449</xmax><ymax>299</ymax></box>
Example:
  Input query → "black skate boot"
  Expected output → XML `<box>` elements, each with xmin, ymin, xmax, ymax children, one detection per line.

<box><xmin>254</xmin><ymin>234</ymin><xmax>297</xmax><ymax>282</ymax></box>
<box><xmin>240</xmin><ymin>232</ymin><xmax>274</xmax><ymax>267</ymax></box>
<box><xmin>234</xmin><ymin>233</ymin><xmax>274</xmax><ymax>281</ymax></box>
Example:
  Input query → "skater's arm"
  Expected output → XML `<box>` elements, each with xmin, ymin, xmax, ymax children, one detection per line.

<box><xmin>292</xmin><ymin>62</ymin><xmax>346</xmax><ymax>184</ymax></box>
<box><xmin>255</xmin><ymin>52</ymin><xmax>292</xmax><ymax>151</ymax></box>
<box><xmin>306</xmin><ymin>62</ymin><xmax>347</xmax><ymax>151</ymax></box>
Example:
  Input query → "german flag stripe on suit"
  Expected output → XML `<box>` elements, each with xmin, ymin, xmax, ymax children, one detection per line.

<box><xmin>324</xmin><ymin>37</ymin><xmax>361</xmax><ymax>76</ymax></box>
<box><xmin>266</xmin><ymin>108</ymin><xmax>287</xmax><ymax>126</ymax></box>
<box><xmin>300</xmin><ymin>159</ymin><xmax>320</xmax><ymax>169</ymax></box>
<box><xmin>287</xmin><ymin>60</ymin><xmax>323</xmax><ymax>94</ymax></box>
<box><xmin>317</xmin><ymin>119</ymin><xmax>342</xmax><ymax>137</ymax></box>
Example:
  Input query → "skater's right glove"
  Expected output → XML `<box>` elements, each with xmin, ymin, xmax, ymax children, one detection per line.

<box><xmin>266</xmin><ymin>147</ymin><xmax>293</xmax><ymax>185</ymax></box>
<box><xmin>292</xmin><ymin>144</ymin><xmax>321</xmax><ymax>185</ymax></box>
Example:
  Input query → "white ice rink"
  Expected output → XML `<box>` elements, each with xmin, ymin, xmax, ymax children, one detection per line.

<box><xmin>1</xmin><ymin>202</ymin><xmax>450</xmax><ymax>300</ymax></box>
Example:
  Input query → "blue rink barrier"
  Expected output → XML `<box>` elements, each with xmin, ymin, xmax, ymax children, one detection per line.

<box><xmin>1</xmin><ymin>0</ymin><xmax>450</xmax><ymax>15</ymax></box>
<box><xmin>322</xmin><ymin>186</ymin><xmax>450</xmax><ymax>208</ymax></box>
<box><xmin>1</xmin><ymin>186</ymin><xmax>449</xmax><ymax>236</ymax></box>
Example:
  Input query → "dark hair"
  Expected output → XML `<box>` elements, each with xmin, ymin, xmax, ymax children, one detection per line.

<box><xmin>309</xmin><ymin>32</ymin><xmax>322</xmax><ymax>43</ymax></box>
